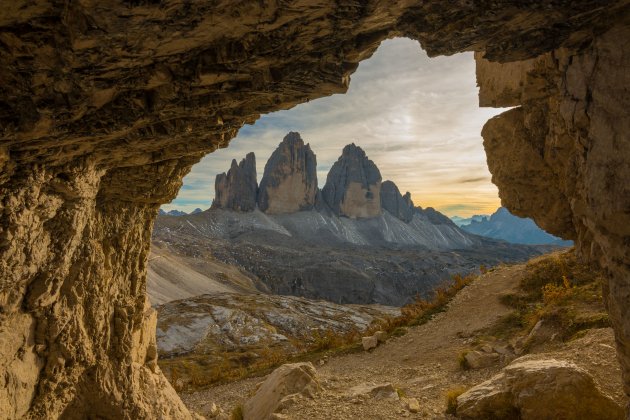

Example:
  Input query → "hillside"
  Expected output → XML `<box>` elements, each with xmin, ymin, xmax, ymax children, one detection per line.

<box><xmin>147</xmin><ymin>242</ymin><xmax>264</xmax><ymax>305</ymax></box>
<box><xmin>178</xmin><ymin>251</ymin><xmax>625</xmax><ymax>419</ymax></box>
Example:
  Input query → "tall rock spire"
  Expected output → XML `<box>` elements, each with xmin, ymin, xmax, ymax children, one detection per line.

<box><xmin>322</xmin><ymin>144</ymin><xmax>382</xmax><ymax>218</ymax></box>
<box><xmin>257</xmin><ymin>132</ymin><xmax>318</xmax><ymax>214</ymax></box>
<box><xmin>381</xmin><ymin>180</ymin><xmax>415</xmax><ymax>222</ymax></box>
<box><xmin>211</xmin><ymin>152</ymin><xmax>258</xmax><ymax>211</ymax></box>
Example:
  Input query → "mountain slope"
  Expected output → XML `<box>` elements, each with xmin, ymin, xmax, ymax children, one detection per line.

<box><xmin>152</xmin><ymin>209</ymin><xmax>553</xmax><ymax>306</ymax></box>
<box><xmin>147</xmin><ymin>242</ymin><xmax>265</xmax><ymax>305</ymax></box>
<box><xmin>159</xmin><ymin>208</ymin><xmax>475</xmax><ymax>250</ymax></box>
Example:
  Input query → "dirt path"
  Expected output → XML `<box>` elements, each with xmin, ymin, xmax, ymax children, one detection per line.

<box><xmin>181</xmin><ymin>258</ymin><xmax>623</xmax><ymax>419</ymax></box>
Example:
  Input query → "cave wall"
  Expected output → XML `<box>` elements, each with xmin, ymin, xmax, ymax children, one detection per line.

<box><xmin>478</xmin><ymin>21</ymin><xmax>630</xmax><ymax>398</ymax></box>
<box><xmin>1</xmin><ymin>1</ymin><xmax>629</xmax><ymax>418</ymax></box>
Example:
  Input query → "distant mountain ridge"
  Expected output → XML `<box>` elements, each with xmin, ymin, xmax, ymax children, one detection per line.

<box><xmin>459</xmin><ymin>207</ymin><xmax>572</xmax><ymax>246</ymax></box>
<box><xmin>451</xmin><ymin>214</ymin><xmax>489</xmax><ymax>227</ymax></box>
<box><xmin>158</xmin><ymin>208</ymin><xmax>202</xmax><ymax>216</ymax></box>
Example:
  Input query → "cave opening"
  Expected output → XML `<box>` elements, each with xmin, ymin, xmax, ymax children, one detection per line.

<box><xmin>1</xmin><ymin>2</ymin><xmax>629</xmax><ymax>418</ymax></box>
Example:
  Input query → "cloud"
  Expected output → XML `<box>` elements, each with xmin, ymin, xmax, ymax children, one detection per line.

<box><xmin>163</xmin><ymin>38</ymin><xmax>505</xmax><ymax>217</ymax></box>
<box><xmin>457</xmin><ymin>177</ymin><xmax>490</xmax><ymax>184</ymax></box>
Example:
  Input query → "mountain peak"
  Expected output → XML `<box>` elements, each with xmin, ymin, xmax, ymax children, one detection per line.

<box><xmin>257</xmin><ymin>132</ymin><xmax>318</xmax><ymax>214</ymax></box>
<box><xmin>322</xmin><ymin>143</ymin><xmax>382</xmax><ymax>218</ymax></box>
<box><xmin>212</xmin><ymin>153</ymin><xmax>258</xmax><ymax>211</ymax></box>
<box><xmin>381</xmin><ymin>181</ymin><xmax>414</xmax><ymax>223</ymax></box>
<box><xmin>282</xmin><ymin>131</ymin><xmax>304</xmax><ymax>145</ymax></box>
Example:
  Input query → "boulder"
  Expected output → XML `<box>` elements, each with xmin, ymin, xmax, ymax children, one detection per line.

<box><xmin>212</xmin><ymin>152</ymin><xmax>258</xmax><ymax>211</ymax></box>
<box><xmin>322</xmin><ymin>144</ymin><xmax>382</xmax><ymax>218</ymax></box>
<box><xmin>349</xmin><ymin>383</ymin><xmax>398</xmax><ymax>400</ymax></box>
<box><xmin>381</xmin><ymin>180</ymin><xmax>414</xmax><ymax>222</ymax></box>
<box><xmin>243</xmin><ymin>362</ymin><xmax>320</xmax><ymax>420</ymax></box>
<box><xmin>524</xmin><ymin>319</ymin><xmax>560</xmax><ymax>349</ymax></box>
<box><xmin>464</xmin><ymin>350</ymin><xmax>500</xmax><ymax>369</ymax></box>
<box><xmin>456</xmin><ymin>358</ymin><xmax>623</xmax><ymax>419</ymax></box>
<box><xmin>258</xmin><ymin>132</ymin><xmax>318</xmax><ymax>214</ymax></box>
<box><xmin>406</xmin><ymin>397</ymin><xmax>420</xmax><ymax>413</ymax></box>
<box><xmin>362</xmin><ymin>335</ymin><xmax>378</xmax><ymax>351</ymax></box>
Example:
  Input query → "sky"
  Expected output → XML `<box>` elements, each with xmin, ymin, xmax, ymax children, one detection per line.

<box><xmin>164</xmin><ymin>38</ymin><xmax>505</xmax><ymax>217</ymax></box>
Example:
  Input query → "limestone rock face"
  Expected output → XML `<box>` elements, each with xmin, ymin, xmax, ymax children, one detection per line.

<box><xmin>243</xmin><ymin>362</ymin><xmax>320</xmax><ymax>420</ymax></box>
<box><xmin>212</xmin><ymin>153</ymin><xmax>258</xmax><ymax>212</ymax></box>
<box><xmin>1</xmin><ymin>0</ymin><xmax>629</xmax><ymax>417</ymax></box>
<box><xmin>322</xmin><ymin>144</ymin><xmax>382</xmax><ymax>219</ymax></box>
<box><xmin>258</xmin><ymin>132</ymin><xmax>318</xmax><ymax>214</ymax></box>
<box><xmin>155</xmin><ymin>293</ymin><xmax>398</xmax><ymax>358</ymax></box>
<box><xmin>456</xmin><ymin>358</ymin><xmax>623</xmax><ymax>419</ymax></box>
<box><xmin>381</xmin><ymin>181</ymin><xmax>414</xmax><ymax>223</ymax></box>
<box><xmin>478</xmin><ymin>23</ymin><xmax>630</xmax><ymax>396</ymax></box>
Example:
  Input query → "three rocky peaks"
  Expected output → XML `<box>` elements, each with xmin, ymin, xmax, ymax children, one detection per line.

<box><xmin>212</xmin><ymin>132</ymin><xmax>419</xmax><ymax>221</ymax></box>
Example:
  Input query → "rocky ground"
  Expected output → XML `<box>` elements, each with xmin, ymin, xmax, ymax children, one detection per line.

<box><xmin>179</xmin><ymin>253</ymin><xmax>625</xmax><ymax>419</ymax></box>
<box><xmin>156</xmin><ymin>293</ymin><xmax>399</xmax><ymax>357</ymax></box>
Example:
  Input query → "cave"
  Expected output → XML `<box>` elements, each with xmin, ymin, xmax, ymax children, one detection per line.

<box><xmin>1</xmin><ymin>1</ymin><xmax>629</xmax><ymax>418</ymax></box>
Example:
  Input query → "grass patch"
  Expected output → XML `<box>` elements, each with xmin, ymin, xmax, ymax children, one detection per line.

<box><xmin>519</xmin><ymin>251</ymin><xmax>596</xmax><ymax>299</ymax></box>
<box><xmin>457</xmin><ymin>350</ymin><xmax>471</xmax><ymax>370</ymax></box>
<box><xmin>390</xmin><ymin>326</ymin><xmax>408</xmax><ymax>337</ymax></box>
<box><xmin>445</xmin><ymin>386</ymin><xmax>467</xmax><ymax>415</ymax></box>
<box><xmin>393</xmin><ymin>273</ymin><xmax>476</xmax><ymax>330</ymax></box>
<box><xmin>486</xmin><ymin>249</ymin><xmax>609</xmax><ymax>345</ymax></box>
